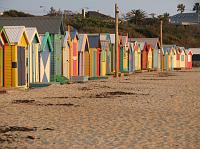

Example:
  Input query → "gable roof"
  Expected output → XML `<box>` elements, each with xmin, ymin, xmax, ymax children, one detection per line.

<box><xmin>63</xmin><ymin>31</ymin><xmax>71</xmax><ymax>48</ymax></box>
<box><xmin>70</xmin><ymin>30</ymin><xmax>79</xmax><ymax>40</ymax></box>
<box><xmin>129</xmin><ymin>38</ymin><xmax>160</xmax><ymax>49</ymax></box>
<box><xmin>88</xmin><ymin>34</ymin><xmax>101</xmax><ymax>48</ymax></box>
<box><xmin>189</xmin><ymin>48</ymin><xmax>200</xmax><ymax>55</ymax></box>
<box><xmin>3</xmin><ymin>26</ymin><xmax>29</xmax><ymax>45</ymax></box>
<box><xmin>0</xmin><ymin>27</ymin><xmax>9</xmax><ymax>44</ymax></box>
<box><xmin>78</xmin><ymin>34</ymin><xmax>89</xmax><ymax>52</ymax></box>
<box><xmin>0</xmin><ymin>16</ymin><xmax>64</xmax><ymax>35</ymax></box>
<box><xmin>26</xmin><ymin>27</ymin><xmax>40</xmax><ymax>44</ymax></box>
<box><xmin>40</xmin><ymin>32</ymin><xmax>53</xmax><ymax>52</ymax></box>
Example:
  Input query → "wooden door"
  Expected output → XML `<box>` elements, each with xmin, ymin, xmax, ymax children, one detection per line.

<box><xmin>63</xmin><ymin>47</ymin><xmax>69</xmax><ymax>79</ymax></box>
<box><xmin>40</xmin><ymin>51</ymin><xmax>50</xmax><ymax>83</ymax></box>
<box><xmin>17</xmin><ymin>46</ymin><xmax>25</xmax><ymax>86</ymax></box>
<box><xmin>0</xmin><ymin>44</ymin><xmax>3</xmax><ymax>87</ymax></box>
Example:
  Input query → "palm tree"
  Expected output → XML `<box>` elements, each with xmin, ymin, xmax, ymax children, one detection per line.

<box><xmin>193</xmin><ymin>3</ymin><xmax>200</xmax><ymax>13</ymax></box>
<box><xmin>126</xmin><ymin>9</ymin><xmax>146</xmax><ymax>25</ymax></box>
<box><xmin>177</xmin><ymin>4</ymin><xmax>185</xmax><ymax>14</ymax></box>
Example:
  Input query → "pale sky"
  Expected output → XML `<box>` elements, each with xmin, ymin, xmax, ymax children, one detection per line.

<box><xmin>0</xmin><ymin>0</ymin><xmax>198</xmax><ymax>17</ymax></box>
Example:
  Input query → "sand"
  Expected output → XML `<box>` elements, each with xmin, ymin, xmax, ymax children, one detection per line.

<box><xmin>0</xmin><ymin>68</ymin><xmax>200</xmax><ymax>149</ymax></box>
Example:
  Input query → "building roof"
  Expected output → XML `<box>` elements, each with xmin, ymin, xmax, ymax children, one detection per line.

<box><xmin>3</xmin><ymin>26</ymin><xmax>29</xmax><ymax>44</ymax></box>
<box><xmin>26</xmin><ymin>27</ymin><xmax>40</xmax><ymax>44</ymax></box>
<box><xmin>63</xmin><ymin>31</ymin><xmax>70</xmax><ymax>48</ymax></box>
<box><xmin>189</xmin><ymin>48</ymin><xmax>200</xmax><ymax>55</ymax></box>
<box><xmin>0</xmin><ymin>16</ymin><xmax>64</xmax><ymax>35</ymax></box>
<box><xmin>88</xmin><ymin>34</ymin><xmax>100</xmax><ymax>48</ymax></box>
<box><xmin>40</xmin><ymin>32</ymin><xmax>53</xmax><ymax>52</ymax></box>
<box><xmin>70</xmin><ymin>30</ymin><xmax>79</xmax><ymax>40</ymax></box>
<box><xmin>0</xmin><ymin>26</ymin><xmax>9</xmax><ymax>44</ymax></box>
<box><xmin>129</xmin><ymin>38</ymin><xmax>160</xmax><ymax>49</ymax></box>
<box><xmin>169</xmin><ymin>13</ymin><xmax>200</xmax><ymax>25</ymax></box>
<box><xmin>78</xmin><ymin>34</ymin><xmax>89</xmax><ymax>52</ymax></box>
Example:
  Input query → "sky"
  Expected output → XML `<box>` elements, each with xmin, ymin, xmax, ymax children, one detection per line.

<box><xmin>0</xmin><ymin>0</ymin><xmax>198</xmax><ymax>17</ymax></box>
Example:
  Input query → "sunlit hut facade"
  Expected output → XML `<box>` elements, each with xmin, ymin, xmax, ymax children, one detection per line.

<box><xmin>99</xmin><ymin>33</ymin><xmax>112</xmax><ymax>75</ymax></box>
<box><xmin>187</xmin><ymin>49</ymin><xmax>193</xmax><ymax>69</ymax></box>
<box><xmin>39</xmin><ymin>32</ymin><xmax>53</xmax><ymax>83</ymax></box>
<box><xmin>120</xmin><ymin>35</ymin><xmax>129</xmax><ymax>73</ymax></box>
<box><xmin>140</xmin><ymin>42</ymin><xmax>153</xmax><ymax>70</ymax></box>
<box><xmin>62</xmin><ymin>31</ymin><xmax>71</xmax><ymax>79</ymax></box>
<box><xmin>128</xmin><ymin>39</ymin><xmax>141</xmax><ymax>71</ymax></box>
<box><xmin>70</xmin><ymin>31</ymin><xmax>79</xmax><ymax>78</ymax></box>
<box><xmin>163</xmin><ymin>45</ymin><xmax>176</xmax><ymax>71</ymax></box>
<box><xmin>0</xmin><ymin>16</ymin><xmax>65</xmax><ymax>82</ymax></box>
<box><xmin>88</xmin><ymin>34</ymin><xmax>101</xmax><ymax>78</ymax></box>
<box><xmin>3</xmin><ymin>26</ymin><xmax>29</xmax><ymax>88</ymax></box>
<box><xmin>26</xmin><ymin>27</ymin><xmax>40</xmax><ymax>84</ymax></box>
<box><xmin>78</xmin><ymin>34</ymin><xmax>90</xmax><ymax>77</ymax></box>
<box><xmin>175</xmin><ymin>47</ymin><xmax>181</xmax><ymax>69</ymax></box>
<box><xmin>180</xmin><ymin>47</ymin><xmax>186</xmax><ymax>69</ymax></box>
<box><xmin>0</xmin><ymin>27</ymin><xmax>9</xmax><ymax>87</ymax></box>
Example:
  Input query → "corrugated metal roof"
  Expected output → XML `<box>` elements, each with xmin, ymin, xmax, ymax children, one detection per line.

<box><xmin>129</xmin><ymin>38</ymin><xmax>160</xmax><ymax>49</ymax></box>
<box><xmin>26</xmin><ymin>27</ymin><xmax>40</xmax><ymax>44</ymax></box>
<box><xmin>0</xmin><ymin>16</ymin><xmax>64</xmax><ymax>35</ymax></box>
<box><xmin>88</xmin><ymin>34</ymin><xmax>100</xmax><ymax>48</ymax></box>
<box><xmin>3</xmin><ymin>26</ymin><xmax>29</xmax><ymax>44</ymax></box>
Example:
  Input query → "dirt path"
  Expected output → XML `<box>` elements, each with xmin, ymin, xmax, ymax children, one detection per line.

<box><xmin>0</xmin><ymin>69</ymin><xmax>200</xmax><ymax>148</ymax></box>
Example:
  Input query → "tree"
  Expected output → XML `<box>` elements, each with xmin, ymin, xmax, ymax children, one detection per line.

<box><xmin>193</xmin><ymin>3</ymin><xmax>200</xmax><ymax>13</ymax></box>
<box><xmin>2</xmin><ymin>10</ymin><xmax>34</xmax><ymax>17</ymax></box>
<box><xmin>47</xmin><ymin>7</ymin><xmax>62</xmax><ymax>16</ymax></box>
<box><xmin>126</xmin><ymin>9</ymin><xmax>146</xmax><ymax>25</ymax></box>
<box><xmin>177</xmin><ymin>4</ymin><xmax>185</xmax><ymax>14</ymax></box>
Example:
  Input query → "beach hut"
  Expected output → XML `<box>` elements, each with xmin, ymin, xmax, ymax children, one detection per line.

<box><xmin>119</xmin><ymin>35</ymin><xmax>129</xmax><ymax>73</ymax></box>
<box><xmin>180</xmin><ymin>48</ymin><xmax>186</xmax><ymax>69</ymax></box>
<box><xmin>88</xmin><ymin>34</ymin><xmax>101</xmax><ymax>78</ymax></box>
<box><xmin>0</xmin><ymin>16</ymin><xmax>65</xmax><ymax>82</ymax></box>
<box><xmin>62</xmin><ymin>31</ymin><xmax>71</xmax><ymax>79</ymax></box>
<box><xmin>175</xmin><ymin>47</ymin><xmax>181</xmax><ymax>69</ymax></box>
<box><xmin>100</xmin><ymin>33</ymin><xmax>112</xmax><ymax>75</ymax></box>
<box><xmin>163</xmin><ymin>45</ymin><xmax>176</xmax><ymax>71</ymax></box>
<box><xmin>110</xmin><ymin>34</ymin><xmax>116</xmax><ymax>73</ymax></box>
<box><xmin>3</xmin><ymin>26</ymin><xmax>29</xmax><ymax>88</ymax></box>
<box><xmin>39</xmin><ymin>32</ymin><xmax>53</xmax><ymax>83</ymax></box>
<box><xmin>190</xmin><ymin>48</ymin><xmax>200</xmax><ymax>67</ymax></box>
<box><xmin>70</xmin><ymin>31</ymin><xmax>79</xmax><ymax>77</ymax></box>
<box><xmin>163</xmin><ymin>48</ymin><xmax>169</xmax><ymax>71</ymax></box>
<box><xmin>187</xmin><ymin>50</ymin><xmax>193</xmax><ymax>69</ymax></box>
<box><xmin>129</xmin><ymin>38</ymin><xmax>160</xmax><ymax>70</ymax></box>
<box><xmin>128</xmin><ymin>42</ymin><xmax>135</xmax><ymax>73</ymax></box>
<box><xmin>140</xmin><ymin>43</ymin><xmax>153</xmax><ymax>70</ymax></box>
<box><xmin>0</xmin><ymin>27</ymin><xmax>9</xmax><ymax>87</ymax></box>
<box><xmin>78</xmin><ymin>34</ymin><xmax>89</xmax><ymax>76</ymax></box>
<box><xmin>26</xmin><ymin>27</ymin><xmax>40</xmax><ymax>84</ymax></box>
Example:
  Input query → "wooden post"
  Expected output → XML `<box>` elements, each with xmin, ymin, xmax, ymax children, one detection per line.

<box><xmin>115</xmin><ymin>3</ymin><xmax>119</xmax><ymax>77</ymax></box>
<box><xmin>160</xmin><ymin>20</ymin><xmax>163</xmax><ymax>72</ymax></box>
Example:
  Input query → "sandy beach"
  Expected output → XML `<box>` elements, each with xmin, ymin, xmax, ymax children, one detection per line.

<box><xmin>0</xmin><ymin>68</ymin><xmax>200</xmax><ymax>149</ymax></box>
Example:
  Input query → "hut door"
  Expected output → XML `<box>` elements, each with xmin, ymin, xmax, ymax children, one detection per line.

<box><xmin>17</xmin><ymin>46</ymin><xmax>26</xmax><ymax>86</ymax></box>
<box><xmin>73</xmin><ymin>43</ymin><xmax>77</xmax><ymax>76</ymax></box>
<box><xmin>0</xmin><ymin>44</ymin><xmax>3</xmax><ymax>87</ymax></box>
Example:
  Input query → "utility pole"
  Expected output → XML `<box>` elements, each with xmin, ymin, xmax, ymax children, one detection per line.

<box><xmin>160</xmin><ymin>20</ymin><xmax>163</xmax><ymax>72</ymax></box>
<box><xmin>115</xmin><ymin>3</ymin><xmax>119</xmax><ymax>77</ymax></box>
